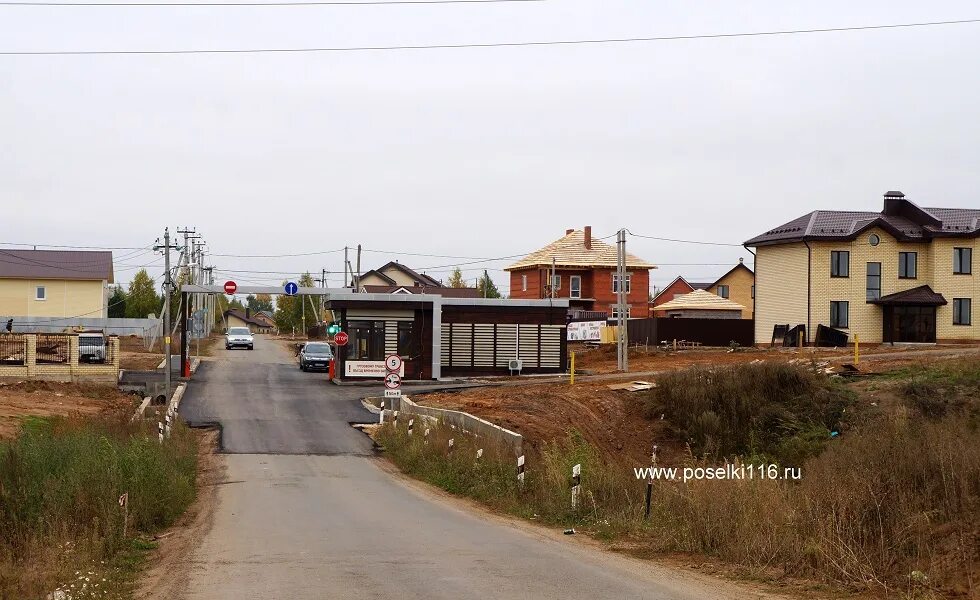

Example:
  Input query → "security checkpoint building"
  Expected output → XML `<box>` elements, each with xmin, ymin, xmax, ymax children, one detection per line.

<box><xmin>180</xmin><ymin>285</ymin><xmax>568</xmax><ymax>380</ymax></box>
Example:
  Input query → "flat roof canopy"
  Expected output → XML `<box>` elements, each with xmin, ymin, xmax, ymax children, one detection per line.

<box><xmin>179</xmin><ymin>285</ymin><xmax>570</xmax><ymax>308</ymax></box>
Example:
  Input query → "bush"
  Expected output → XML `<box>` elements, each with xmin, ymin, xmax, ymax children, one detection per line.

<box><xmin>643</xmin><ymin>362</ymin><xmax>854</xmax><ymax>464</ymax></box>
<box><xmin>0</xmin><ymin>416</ymin><xmax>198</xmax><ymax>598</ymax></box>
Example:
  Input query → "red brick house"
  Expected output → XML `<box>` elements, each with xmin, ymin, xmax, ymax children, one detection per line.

<box><xmin>650</xmin><ymin>276</ymin><xmax>711</xmax><ymax>317</ymax></box>
<box><xmin>505</xmin><ymin>226</ymin><xmax>656</xmax><ymax>318</ymax></box>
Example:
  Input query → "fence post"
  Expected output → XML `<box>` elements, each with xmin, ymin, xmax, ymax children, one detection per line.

<box><xmin>569</xmin><ymin>352</ymin><xmax>575</xmax><ymax>386</ymax></box>
<box><xmin>645</xmin><ymin>445</ymin><xmax>658</xmax><ymax>520</ymax></box>
<box><xmin>571</xmin><ymin>464</ymin><xmax>581</xmax><ymax>509</ymax></box>
<box><xmin>26</xmin><ymin>335</ymin><xmax>37</xmax><ymax>378</ymax></box>
<box><xmin>854</xmin><ymin>333</ymin><xmax>860</xmax><ymax>365</ymax></box>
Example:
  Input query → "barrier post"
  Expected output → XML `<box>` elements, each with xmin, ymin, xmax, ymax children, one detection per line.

<box><xmin>570</xmin><ymin>352</ymin><xmax>575</xmax><ymax>385</ymax></box>
<box><xmin>854</xmin><ymin>333</ymin><xmax>860</xmax><ymax>365</ymax></box>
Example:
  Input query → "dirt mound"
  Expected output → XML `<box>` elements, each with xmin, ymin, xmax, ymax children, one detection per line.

<box><xmin>415</xmin><ymin>383</ymin><xmax>682</xmax><ymax>465</ymax></box>
<box><xmin>0</xmin><ymin>381</ymin><xmax>134</xmax><ymax>439</ymax></box>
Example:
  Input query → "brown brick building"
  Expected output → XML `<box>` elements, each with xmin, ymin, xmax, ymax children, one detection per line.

<box><xmin>505</xmin><ymin>226</ymin><xmax>656</xmax><ymax>318</ymax></box>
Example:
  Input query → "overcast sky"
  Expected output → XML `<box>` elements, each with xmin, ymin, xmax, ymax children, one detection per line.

<box><xmin>2</xmin><ymin>0</ymin><xmax>979</xmax><ymax>295</ymax></box>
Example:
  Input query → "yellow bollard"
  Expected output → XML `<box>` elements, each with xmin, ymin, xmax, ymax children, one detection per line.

<box><xmin>854</xmin><ymin>333</ymin><xmax>859</xmax><ymax>365</ymax></box>
<box><xmin>570</xmin><ymin>352</ymin><xmax>575</xmax><ymax>385</ymax></box>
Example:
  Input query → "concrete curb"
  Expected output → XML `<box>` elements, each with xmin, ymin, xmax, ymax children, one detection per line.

<box><xmin>370</xmin><ymin>394</ymin><xmax>523</xmax><ymax>456</ymax></box>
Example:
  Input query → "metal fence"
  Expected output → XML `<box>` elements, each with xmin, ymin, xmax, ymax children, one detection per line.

<box><xmin>626</xmin><ymin>317</ymin><xmax>755</xmax><ymax>347</ymax></box>
<box><xmin>0</xmin><ymin>335</ymin><xmax>27</xmax><ymax>365</ymax></box>
<box><xmin>35</xmin><ymin>334</ymin><xmax>70</xmax><ymax>364</ymax></box>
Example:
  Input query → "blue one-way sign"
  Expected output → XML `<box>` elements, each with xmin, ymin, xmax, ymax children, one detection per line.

<box><xmin>284</xmin><ymin>281</ymin><xmax>299</xmax><ymax>296</ymax></box>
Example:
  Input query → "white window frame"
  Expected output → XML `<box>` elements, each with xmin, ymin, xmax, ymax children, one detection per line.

<box><xmin>610</xmin><ymin>304</ymin><xmax>631</xmax><ymax>321</ymax></box>
<box><xmin>569</xmin><ymin>275</ymin><xmax>582</xmax><ymax>299</ymax></box>
<box><xmin>521</xmin><ymin>274</ymin><xmax>527</xmax><ymax>292</ymax></box>
<box><xmin>612</xmin><ymin>273</ymin><xmax>632</xmax><ymax>294</ymax></box>
<box><xmin>551</xmin><ymin>275</ymin><xmax>561</xmax><ymax>290</ymax></box>
<box><xmin>35</xmin><ymin>285</ymin><xmax>46</xmax><ymax>301</ymax></box>
<box><xmin>717</xmin><ymin>285</ymin><xmax>730</xmax><ymax>299</ymax></box>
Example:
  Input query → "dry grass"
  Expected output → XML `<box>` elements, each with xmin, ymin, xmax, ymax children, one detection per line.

<box><xmin>380</xmin><ymin>360</ymin><xmax>980</xmax><ymax>598</ymax></box>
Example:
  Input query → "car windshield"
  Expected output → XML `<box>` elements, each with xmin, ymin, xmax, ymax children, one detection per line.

<box><xmin>305</xmin><ymin>343</ymin><xmax>331</xmax><ymax>356</ymax></box>
<box><xmin>228</xmin><ymin>328</ymin><xmax>251</xmax><ymax>335</ymax></box>
<box><xmin>79</xmin><ymin>336</ymin><xmax>103</xmax><ymax>344</ymax></box>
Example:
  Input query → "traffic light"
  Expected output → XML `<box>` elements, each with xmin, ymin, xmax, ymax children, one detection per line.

<box><xmin>327</xmin><ymin>321</ymin><xmax>340</xmax><ymax>335</ymax></box>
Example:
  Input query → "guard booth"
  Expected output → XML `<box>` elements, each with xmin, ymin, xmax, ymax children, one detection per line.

<box><xmin>326</xmin><ymin>294</ymin><xmax>569</xmax><ymax>380</ymax></box>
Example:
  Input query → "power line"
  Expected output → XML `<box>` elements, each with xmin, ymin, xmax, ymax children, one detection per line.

<box><xmin>0</xmin><ymin>241</ymin><xmax>149</xmax><ymax>250</ymax></box>
<box><xmin>0</xmin><ymin>0</ymin><xmax>541</xmax><ymax>5</ymax></box>
<box><xmin>625</xmin><ymin>229</ymin><xmax>745</xmax><ymax>247</ymax></box>
<box><xmin>206</xmin><ymin>248</ymin><xmax>345</xmax><ymax>258</ymax></box>
<box><xmin>3</xmin><ymin>17</ymin><xmax>977</xmax><ymax>55</ymax></box>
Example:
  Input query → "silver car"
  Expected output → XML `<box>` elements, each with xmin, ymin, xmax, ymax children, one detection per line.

<box><xmin>225</xmin><ymin>327</ymin><xmax>254</xmax><ymax>350</ymax></box>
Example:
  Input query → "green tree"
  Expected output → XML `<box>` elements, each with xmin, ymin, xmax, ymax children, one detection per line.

<box><xmin>274</xmin><ymin>273</ymin><xmax>317</xmax><ymax>333</ymax></box>
<box><xmin>246</xmin><ymin>294</ymin><xmax>273</xmax><ymax>313</ymax></box>
<box><xmin>476</xmin><ymin>272</ymin><xmax>502</xmax><ymax>298</ymax></box>
<box><xmin>446</xmin><ymin>267</ymin><xmax>467</xmax><ymax>288</ymax></box>
<box><xmin>125</xmin><ymin>269</ymin><xmax>162</xmax><ymax>318</ymax></box>
<box><xmin>108</xmin><ymin>285</ymin><xmax>127</xmax><ymax>318</ymax></box>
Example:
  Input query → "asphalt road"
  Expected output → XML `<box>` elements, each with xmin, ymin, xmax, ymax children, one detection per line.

<box><xmin>176</xmin><ymin>338</ymin><xmax>772</xmax><ymax>600</ymax></box>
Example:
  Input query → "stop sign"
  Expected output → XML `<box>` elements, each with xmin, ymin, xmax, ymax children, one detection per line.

<box><xmin>334</xmin><ymin>331</ymin><xmax>349</xmax><ymax>346</ymax></box>
<box><xmin>223</xmin><ymin>280</ymin><xmax>237</xmax><ymax>295</ymax></box>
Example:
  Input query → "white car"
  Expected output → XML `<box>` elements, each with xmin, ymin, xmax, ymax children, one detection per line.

<box><xmin>225</xmin><ymin>327</ymin><xmax>254</xmax><ymax>350</ymax></box>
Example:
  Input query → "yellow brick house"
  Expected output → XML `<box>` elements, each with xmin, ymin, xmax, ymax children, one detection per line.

<box><xmin>0</xmin><ymin>249</ymin><xmax>113</xmax><ymax>319</ymax></box>
<box><xmin>746</xmin><ymin>191</ymin><xmax>978</xmax><ymax>345</ymax></box>
<box><xmin>706</xmin><ymin>259</ymin><xmax>755</xmax><ymax>319</ymax></box>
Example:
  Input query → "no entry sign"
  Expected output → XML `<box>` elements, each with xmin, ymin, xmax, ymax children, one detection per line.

<box><xmin>333</xmin><ymin>331</ymin><xmax>349</xmax><ymax>346</ymax></box>
<box><xmin>223</xmin><ymin>281</ymin><xmax>237</xmax><ymax>295</ymax></box>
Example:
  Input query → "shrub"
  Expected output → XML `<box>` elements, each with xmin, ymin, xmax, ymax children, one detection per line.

<box><xmin>643</xmin><ymin>362</ymin><xmax>854</xmax><ymax>464</ymax></box>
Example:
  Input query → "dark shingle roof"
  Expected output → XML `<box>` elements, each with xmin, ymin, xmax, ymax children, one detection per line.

<box><xmin>870</xmin><ymin>285</ymin><xmax>947</xmax><ymax>306</ymax></box>
<box><xmin>0</xmin><ymin>249</ymin><xmax>114</xmax><ymax>282</ymax></box>
<box><xmin>745</xmin><ymin>196</ymin><xmax>980</xmax><ymax>247</ymax></box>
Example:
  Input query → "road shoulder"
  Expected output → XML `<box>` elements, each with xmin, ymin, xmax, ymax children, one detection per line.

<box><xmin>137</xmin><ymin>428</ymin><xmax>225</xmax><ymax>600</ymax></box>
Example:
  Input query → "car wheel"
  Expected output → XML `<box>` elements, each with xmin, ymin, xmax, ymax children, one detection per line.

<box><xmin>248</xmin><ymin>345</ymin><xmax>254</xmax><ymax>350</ymax></box>
<box><xmin>300</xmin><ymin>364</ymin><xmax>306</xmax><ymax>371</ymax></box>
<box><xmin>225</xmin><ymin>345</ymin><xmax>231</xmax><ymax>350</ymax></box>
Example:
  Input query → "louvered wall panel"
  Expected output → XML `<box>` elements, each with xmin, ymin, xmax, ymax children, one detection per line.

<box><xmin>473</xmin><ymin>323</ymin><xmax>496</xmax><ymax>367</ymax></box>
<box><xmin>518</xmin><ymin>325</ymin><xmax>539</xmax><ymax>368</ymax></box>
<box><xmin>539</xmin><ymin>325</ymin><xmax>564</xmax><ymax>368</ymax></box>
<box><xmin>495</xmin><ymin>324</ymin><xmax>518</xmax><ymax>367</ymax></box>
<box><xmin>440</xmin><ymin>325</ymin><xmax>452</xmax><ymax>367</ymax></box>
<box><xmin>451</xmin><ymin>324</ymin><xmax>473</xmax><ymax>367</ymax></box>
<box><xmin>384</xmin><ymin>321</ymin><xmax>398</xmax><ymax>356</ymax></box>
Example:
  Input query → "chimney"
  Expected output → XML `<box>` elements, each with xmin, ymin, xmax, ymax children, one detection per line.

<box><xmin>883</xmin><ymin>190</ymin><xmax>905</xmax><ymax>215</ymax></box>
<box><xmin>584</xmin><ymin>226</ymin><xmax>592</xmax><ymax>250</ymax></box>
<box><xmin>565</xmin><ymin>228</ymin><xmax>574</xmax><ymax>235</ymax></box>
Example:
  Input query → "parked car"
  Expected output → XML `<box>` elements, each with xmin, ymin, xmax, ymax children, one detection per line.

<box><xmin>78</xmin><ymin>331</ymin><xmax>107</xmax><ymax>363</ymax></box>
<box><xmin>225</xmin><ymin>327</ymin><xmax>254</xmax><ymax>350</ymax></box>
<box><xmin>299</xmin><ymin>342</ymin><xmax>333</xmax><ymax>371</ymax></box>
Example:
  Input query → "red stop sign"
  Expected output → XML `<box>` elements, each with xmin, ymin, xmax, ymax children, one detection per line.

<box><xmin>334</xmin><ymin>331</ymin><xmax>349</xmax><ymax>346</ymax></box>
<box><xmin>223</xmin><ymin>280</ymin><xmax>237</xmax><ymax>295</ymax></box>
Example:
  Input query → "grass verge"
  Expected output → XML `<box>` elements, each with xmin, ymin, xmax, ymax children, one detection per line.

<box><xmin>0</xmin><ymin>415</ymin><xmax>197</xmax><ymax>599</ymax></box>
